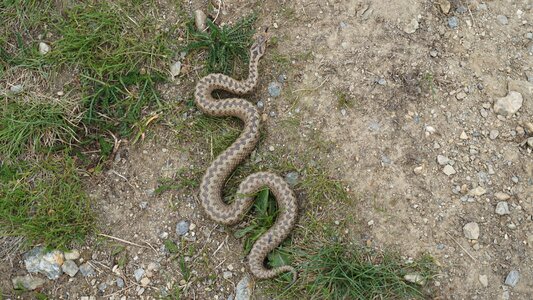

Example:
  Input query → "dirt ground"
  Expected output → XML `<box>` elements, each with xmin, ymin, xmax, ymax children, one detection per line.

<box><xmin>2</xmin><ymin>0</ymin><xmax>533</xmax><ymax>299</ymax></box>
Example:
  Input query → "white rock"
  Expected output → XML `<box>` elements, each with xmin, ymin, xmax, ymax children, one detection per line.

<box><xmin>527</xmin><ymin>137</ymin><xmax>533</xmax><ymax>148</ymax></box>
<box><xmin>479</xmin><ymin>274</ymin><xmax>488</xmax><ymax>287</ymax></box>
<box><xmin>194</xmin><ymin>10</ymin><xmax>207</xmax><ymax>31</ymax></box>
<box><xmin>64</xmin><ymin>249</ymin><xmax>80</xmax><ymax>260</ymax></box>
<box><xmin>413</xmin><ymin>165</ymin><xmax>424</xmax><ymax>175</ymax></box>
<box><xmin>494</xmin><ymin>91</ymin><xmax>523</xmax><ymax>116</ymax></box>
<box><xmin>468</xmin><ymin>187</ymin><xmax>486</xmax><ymax>196</ymax></box>
<box><xmin>495</xmin><ymin>192</ymin><xmax>510</xmax><ymax>200</ymax></box>
<box><xmin>223</xmin><ymin>271</ymin><xmax>233</xmax><ymax>279</ymax></box>
<box><xmin>140</xmin><ymin>277</ymin><xmax>150</xmax><ymax>287</ymax></box>
<box><xmin>404</xmin><ymin>273</ymin><xmax>426</xmax><ymax>285</ymax></box>
<box><xmin>437</xmin><ymin>155</ymin><xmax>450</xmax><ymax>165</ymax></box>
<box><xmin>404</xmin><ymin>18</ymin><xmax>419</xmax><ymax>34</ymax></box>
<box><xmin>495</xmin><ymin>202</ymin><xmax>510</xmax><ymax>215</ymax></box>
<box><xmin>463</xmin><ymin>222</ymin><xmax>480</xmax><ymax>240</ymax></box>
<box><xmin>39</xmin><ymin>42</ymin><xmax>50</xmax><ymax>55</ymax></box>
<box><xmin>443</xmin><ymin>165</ymin><xmax>456</xmax><ymax>176</ymax></box>
<box><xmin>460</xmin><ymin>131</ymin><xmax>468</xmax><ymax>140</ymax></box>
<box><xmin>62</xmin><ymin>260</ymin><xmax>79</xmax><ymax>277</ymax></box>
<box><xmin>10</xmin><ymin>84</ymin><xmax>24</xmax><ymax>94</ymax></box>
<box><xmin>489</xmin><ymin>130</ymin><xmax>499</xmax><ymax>140</ymax></box>
<box><xmin>170</xmin><ymin>61</ymin><xmax>181</xmax><ymax>78</ymax></box>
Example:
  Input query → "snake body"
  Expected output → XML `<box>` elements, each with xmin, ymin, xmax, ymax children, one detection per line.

<box><xmin>194</xmin><ymin>33</ymin><xmax>298</xmax><ymax>280</ymax></box>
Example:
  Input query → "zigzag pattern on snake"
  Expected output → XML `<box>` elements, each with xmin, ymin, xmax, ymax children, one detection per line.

<box><xmin>194</xmin><ymin>31</ymin><xmax>298</xmax><ymax>280</ymax></box>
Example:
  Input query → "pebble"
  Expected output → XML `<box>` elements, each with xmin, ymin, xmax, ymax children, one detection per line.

<box><xmin>12</xmin><ymin>275</ymin><xmax>46</xmax><ymax>291</ymax></box>
<box><xmin>116</xmin><ymin>277</ymin><xmax>125</xmax><ymax>288</ymax></box>
<box><xmin>460</xmin><ymin>131</ymin><xmax>468</xmax><ymax>140</ymax></box>
<box><xmin>285</xmin><ymin>171</ymin><xmax>299</xmax><ymax>187</ymax></box>
<box><xmin>170</xmin><ymin>61</ymin><xmax>181</xmax><ymax>78</ymax></box>
<box><xmin>24</xmin><ymin>247</ymin><xmax>64</xmax><ymax>280</ymax></box>
<box><xmin>495</xmin><ymin>202</ymin><xmax>510</xmax><ymax>215</ymax></box>
<box><xmin>98</xmin><ymin>282</ymin><xmax>107</xmax><ymax>292</ymax></box>
<box><xmin>443</xmin><ymin>165</ymin><xmax>456</xmax><ymax>176</ymax></box>
<box><xmin>497</xmin><ymin>15</ymin><xmax>509</xmax><ymax>25</ymax></box>
<box><xmin>10</xmin><ymin>84</ymin><xmax>23</xmax><ymax>94</ymax></box>
<box><xmin>480</xmin><ymin>108</ymin><xmax>488</xmax><ymax>118</ymax></box>
<box><xmin>194</xmin><ymin>10</ymin><xmax>207</xmax><ymax>31</ymax></box>
<box><xmin>62</xmin><ymin>260</ymin><xmax>79</xmax><ymax>277</ymax></box>
<box><xmin>377</xmin><ymin>78</ymin><xmax>386</xmax><ymax>85</ymax></box>
<box><xmin>64</xmin><ymin>249</ymin><xmax>80</xmax><ymax>260</ymax></box>
<box><xmin>223</xmin><ymin>271</ymin><xmax>233</xmax><ymax>279</ymax></box>
<box><xmin>468</xmin><ymin>187</ymin><xmax>486</xmax><ymax>196</ymax></box>
<box><xmin>256</xmin><ymin>101</ymin><xmax>264</xmax><ymax>109</ymax></box>
<box><xmin>448</xmin><ymin>16</ymin><xmax>459</xmax><ymax>29</ymax></box>
<box><xmin>438</xmin><ymin>0</ymin><xmax>451</xmax><ymax>14</ymax></box>
<box><xmin>268</xmin><ymin>145</ymin><xmax>275</xmax><ymax>152</ymax></box>
<box><xmin>430</xmin><ymin>50</ymin><xmax>438</xmax><ymax>57</ymax></box>
<box><xmin>413</xmin><ymin>165</ymin><xmax>424</xmax><ymax>175</ymax></box>
<box><xmin>463</xmin><ymin>222</ymin><xmax>480</xmax><ymax>240</ymax></box>
<box><xmin>456</xmin><ymin>92</ymin><xmax>466</xmax><ymax>100</ymax></box>
<box><xmin>79</xmin><ymin>263</ymin><xmax>95</xmax><ymax>277</ymax></box>
<box><xmin>404</xmin><ymin>274</ymin><xmax>426</xmax><ymax>285</ymax></box>
<box><xmin>494</xmin><ymin>92</ymin><xmax>523</xmax><ymax>116</ymax></box>
<box><xmin>140</xmin><ymin>277</ymin><xmax>151</xmax><ymax>286</ymax></box>
<box><xmin>527</xmin><ymin>137</ymin><xmax>533</xmax><ymax>148</ymax></box>
<box><xmin>134</xmin><ymin>268</ymin><xmax>145</xmax><ymax>282</ymax></box>
<box><xmin>495</xmin><ymin>192</ymin><xmax>510</xmax><ymax>200</ymax></box>
<box><xmin>235</xmin><ymin>275</ymin><xmax>252</xmax><ymax>300</ymax></box>
<box><xmin>176</xmin><ymin>220</ymin><xmax>190</xmax><ymax>236</ymax></box>
<box><xmin>39</xmin><ymin>42</ymin><xmax>50</xmax><ymax>55</ymax></box>
<box><xmin>404</xmin><ymin>18</ymin><xmax>419</xmax><ymax>34</ymax></box>
<box><xmin>479</xmin><ymin>274</ymin><xmax>489</xmax><ymax>287</ymax></box>
<box><xmin>268</xmin><ymin>82</ymin><xmax>282</xmax><ymax>97</ymax></box>
<box><xmin>504</xmin><ymin>270</ymin><xmax>519</xmax><ymax>287</ymax></box>
<box><xmin>489</xmin><ymin>130</ymin><xmax>499</xmax><ymax>140</ymax></box>
<box><xmin>437</xmin><ymin>155</ymin><xmax>450</xmax><ymax>165</ymax></box>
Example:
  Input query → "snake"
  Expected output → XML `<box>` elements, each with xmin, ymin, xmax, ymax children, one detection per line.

<box><xmin>194</xmin><ymin>30</ymin><xmax>298</xmax><ymax>281</ymax></box>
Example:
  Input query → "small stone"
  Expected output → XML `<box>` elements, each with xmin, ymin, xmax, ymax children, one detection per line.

<box><xmin>463</xmin><ymin>222</ymin><xmax>480</xmax><ymax>240</ymax></box>
<box><xmin>223</xmin><ymin>271</ymin><xmax>233</xmax><ymax>279</ymax></box>
<box><xmin>443</xmin><ymin>165</ymin><xmax>456</xmax><ymax>176</ymax></box>
<box><xmin>194</xmin><ymin>10</ymin><xmax>207</xmax><ymax>31</ymax></box>
<box><xmin>64</xmin><ymin>250</ymin><xmax>80</xmax><ymax>260</ymax></box>
<box><xmin>235</xmin><ymin>275</ymin><xmax>252</xmax><ymax>300</ymax></box>
<box><xmin>479</xmin><ymin>275</ymin><xmax>488</xmax><ymax>287</ymax></box>
<box><xmin>24</xmin><ymin>247</ymin><xmax>64</xmax><ymax>280</ymax></box>
<box><xmin>170</xmin><ymin>61</ymin><xmax>181</xmax><ymax>78</ymax></box>
<box><xmin>456</xmin><ymin>92</ymin><xmax>467</xmax><ymax>100</ymax></box>
<box><xmin>268</xmin><ymin>82</ymin><xmax>282</xmax><ymax>97</ymax></box>
<box><xmin>511</xmin><ymin>176</ymin><xmax>519</xmax><ymax>183</ymax></box>
<box><xmin>10</xmin><ymin>84</ymin><xmax>23</xmax><ymax>94</ymax></box>
<box><xmin>430</xmin><ymin>50</ymin><xmax>438</xmax><ymax>57</ymax></box>
<box><xmin>12</xmin><ymin>275</ymin><xmax>46</xmax><ymax>291</ymax></box>
<box><xmin>404</xmin><ymin>273</ymin><xmax>426</xmax><ymax>285</ymax></box>
<box><xmin>437</xmin><ymin>155</ymin><xmax>450</xmax><ymax>165</ymax></box>
<box><xmin>62</xmin><ymin>260</ymin><xmax>79</xmax><ymax>277</ymax></box>
<box><xmin>377</xmin><ymin>78</ymin><xmax>386</xmax><ymax>85</ymax></box>
<box><xmin>504</xmin><ymin>270</ymin><xmax>519</xmax><ymax>287</ymax></box>
<box><xmin>494</xmin><ymin>92</ymin><xmax>523</xmax><ymax>116</ymax></box>
<box><xmin>438</xmin><ymin>0</ymin><xmax>451</xmax><ymax>14</ymax></box>
<box><xmin>256</xmin><ymin>101</ymin><xmax>264</xmax><ymax>109</ymax></box>
<box><xmin>448</xmin><ymin>16</ymin><xmax>459</xmax><ymax>29</ymax></box>
<box><xmin>425</xmin><ymin>126</ymin><xmax>436</xmax><ymax>134</ymax></box>
<box><xmin>495</xmin><ymin>192</ymin><xmax>510</xmax><ymax>200</ymax></box>
<box><xmin>285</xmin><ymin>172</ymin><xmax>299</xmax><ymax>187</ymax></box>
<box><xmin>495</xmin><ymin>202</ymin><xmax>510</xmax><ymax>215</ymax></box>
<box><xmin>404</xmin><ymin>18</ymin><xmax>419</xmax><ymax>34</ymax></box>
<box><xmin>189</xmin><ymin>223</ymin><xmax>196</xmax><ymax>231</ymax></box>
<box><xmin>460</xmin><ymin>131</ymin><xmax>468</xmax><ymax>140</ymax></box>
<box><xmin>140</xmin><ymin>277</ymin><xmax>150</xmax><ymax>286</ymax></box>
<box><xmin>489</xmin><ymin>130</ymin><xmax>499</xmax><ymax>140</ymax></box>
<box><xmin>134</xmin><ymin>268</ymin><xmax>145</xmax><ymax>282</ymax></box>
<box><xmin>176</xmin><ymin>220</ymin><xmax>190</xmax><ymax>236</ymax></box>
<box><xmin>413</xmin><ymin>166</ymin><xmax>424</xmax><ymax>175</ymax></box>
<box><xmin>79</xmin><ymin>263</ymin><xmax>95</xmax><ymax>277</ymax></box>
<box><xmin>98</xmin><ymin>282</ymin><xmax>108</xmax><ymax>292</ymax></box>
<box><xmin>468</xmin><ymin>187</ymin><xmax>486</xmax><ymax>196</ymax></box>
<box><xmin>480</xmin><ymin>108</ymin><xmax>488</xmax><ymax>118</ymax></box>
<box><xmin>39</xmin><ymin>42</ymin><xmax>50</xmax><ymax>55</ymax></box>
<box><xmin>116</xmin><ymin>277</ymin><xmax>125</xmax><ymax>288</ymax></box>
<box><xmin>497</xmin><ymin>15</ymin><xmax>509</xmax><ymax>25</ymax></box>
<box><xmin>527</xmin><ymin>137</ymin><xmax>533</xmax><ymax>148</ymax></box>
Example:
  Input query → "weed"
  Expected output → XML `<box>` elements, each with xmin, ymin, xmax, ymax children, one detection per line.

<box><xmin>0</xmin><ymin>157</ymin><xmax>94</xmax><ymax>249</ymax></box>
<box><xmin>184</xmin><ymin>14</ymin><xmax>257</xmax><ymax>74</ymax></box>
<box><xmin>334</xmin><ymin>89</ymin><xmax>355</xmax><ymax>109</ymax></box>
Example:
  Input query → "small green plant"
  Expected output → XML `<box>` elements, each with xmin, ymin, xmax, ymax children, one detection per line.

<box><xmin>334</xmin><ymin>90</ymin><xmax>355</xmax><ymax>109</ymax></box>
<box><xmin>0</xmin><ymin>157</ymin><xmax>94</xmax><ymax>249</ymax></box>
<box><xmin>184</xmin><ymin>14</ymin><xmax>257</xmax><ymax>74</ymax></box>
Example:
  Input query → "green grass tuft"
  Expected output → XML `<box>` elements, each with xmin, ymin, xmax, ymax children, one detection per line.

<box><xmin>0</xmin><ymin>157</ymin><xmax>94</xmax><ymax>249</ymax></box>
<box><xmin>184</xmin><ymin>14</ymin><xmax>257</xmax><ymax>74</ymax></box>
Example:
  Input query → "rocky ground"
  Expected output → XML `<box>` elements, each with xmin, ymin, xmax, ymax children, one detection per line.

<box><xmin>2</xmin><ymin>0</ymin><xmax>533</xmax><ymax>299</ymax></box>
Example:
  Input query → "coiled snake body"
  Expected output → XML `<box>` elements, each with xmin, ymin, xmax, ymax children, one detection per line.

<box><xmin>194</xmin><ymin>33</ymin><xmax>298</xmax><ymax>280</ymax></box>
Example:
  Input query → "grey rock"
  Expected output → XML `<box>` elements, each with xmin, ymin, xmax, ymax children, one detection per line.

<box><xmin>455</xmin><ymin>6</ymin><xmax>467</xmax><ymax>13</ymax></box>
<box><xmin>194</xmin><ymin>10</ymin><xmax>207</xmax><ymax>31</ymax></box>
<box><xmin>495</xmin><ymin>202</ymin><xmax>510</xmax><ymax>215</ymax></box>
<box><xmin>430</xmin><ymin>50</ymin><xmax>438</xmax><ymax>57</ymax></box>
<box><xmin>489</xmin><ymin>130</ymin><xmax>499</xmax><ymax>140</ymax></box>
<box><xmin>79</xmin><ymin>263</ymin><xmax>95</xmax><ymax>277</ymax></box>
<box><xmin>134</xmin><ymin>268</ymin><xmax>145</xmax><ymax>282</ymax></box>
<box><xmin>527</xmin><ymin>137</ymin><xmax>533</xmax><ymax>148</ymax></box>
<box><xmin>176</xmin><ymin>220</ymin><xmax>190</xmax><ymax>236</ymax></box>
<box><xmin>497</xmin><ymin>15</ymin><xmax>509</xmax><ymax>25</ymax></box>
<box><xmin>10</xmin><ymin>84</ymin><xmax>23</xmax><ymax>94</ymax></box>
<box><xmin>443</xmin><ymin>165</ymin><xmax>456</xmax><ymax>176</ymax></box>
<box><xmin>98</xmin><ymin>282</ymin><xmax>107</xmax><ymax>292</ymax></box>
<box><xmin>170</xmin><ymin>61</ymin><xmax>181</xmax><ymax>78</ymax></box>
<box><xmin>448</xmin><ymin>16</ymin><xmax>459</xmax><ymax>29</ymax></box>
<box><xmin>62</xmin><ymin>260</ymin><xmax>79</xmax><ymax>277</ymax></box>
<box><xmin>437</xmin><ymin>155</ymin><xmax>450</xmax><ymax>165</ymax></box>
<box><xmin>494</xmin><ymin>91</ymin><xmax>523</xmax><ymax>116</ymax></box>
<box><xmin>268</xmin><ymin>82</ymin><xmax>282</xmax><ymax>97</ymax></box>
<box><xmin>285</xmin><ymin>172</ymin><xmax>299</xmax><ymax>187</ymax></box>
<box><xmin>235</xmin><ymin>275</ymin><xmax>252</xmax><ymax>300</ymax></box>
<box><xmin>12</xmin><ymin>275</ymin><xmax>46</xmax><ymax>291</ymax></box>
<box><xmin>511</xmin><ymin>176</ymin><xmax>519</xmax><ymax>183</ymax></box>
<box><xmin>478</xmin><ymin>3</ymin><xmax>488</xmax><ymax>10</ymax></box>
<box><xmin>269</xmin><ymin>111</ymin><xmax>276</xmax><ymax>118</ymax></box>
<box><xmin>256</xmin><ymin>100</ymin><xmax>264</xmax><ymax>109</ymax></box>
<box><xmin>526</xmin><ymin>71</ymin><xmax>533</xmax><ymax>83</ymax></box>
<box><xmin>479</xmin><ymin>274</ymin><xmax>488</xmax><ymax>287</ymax></box>
<box><xmin>24</xmin><ymin>246</ymin><xmax>64</xmax><ymax>280</ymax></box>
<box><xmin>64</xmin><ymin>250</ymin><xmax>80</xmax><ymax>260</ymax></box>
<box><xmin>381</xmin><ymin>155</ymin><xmax>392</xmax><ymax>165</ymax></box>
<box><xmin>377</xmin><ymin>78</ymin><xmax>386</xmax><ymax>85</ymax></box>
<box><xmin>463</xmin><ymin>222</ymin><xmax>480</xmax><ymax>240</ymax></box>
<box><xmin>504</xmin><ymin>270</ymin><xmax>519</xmax><ymax>287</ymax></box>
<box><xmin>223</xmin><ymin>271</ymin><xmax>233</xmax><ymax>279</ymax></box>
<box><xmin>116</xmin><ymin>277</ymin><xmax>125</xmax><ymax>288</ymax></box>
<box><xmin>526</xmin><ymin>32</ymin><xmax>533</xmax><ymax>40</ymax></box>
<box><xmin>404</xmin><ymin>18</ymin><xmax>419</xmax><ymax>34</ymax></box>
<box><xmin>277</xmin><ymin>74</ymin><xmax>287</xmax><ymax>83</ymax></box>
<box><xmin>480</xmin><ymin>108</ymin><xmax>488</xmax><ymax>118</ymax></box>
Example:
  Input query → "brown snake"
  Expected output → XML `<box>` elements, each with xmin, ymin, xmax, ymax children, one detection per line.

<box><xmin>194</xmin><ymin>31</ymin><xmax>298</xmax><ymax>281</ymax></box>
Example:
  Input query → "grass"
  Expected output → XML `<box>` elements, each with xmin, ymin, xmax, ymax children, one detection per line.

<box><xmin>184</xmin><ymin>14</ymin><xmax>257</xmax><ymax>75</ymax></box>
<box><xmin>0</xmin><ymin>157</ymin><xmax>94</xmax><ymax>249</ymax></box>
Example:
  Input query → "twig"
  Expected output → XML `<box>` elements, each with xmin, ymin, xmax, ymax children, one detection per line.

<box><xmin>98</xmin><ymin>233</ymin><xmax>150</xmax><ymax>249</ymax></box>
<box><xmin>142</xmin><ymin>240</ymin><xmax>158</xmax><ymax>254</ymax></box>
<box><xmin>104</xmin><ymin>285</ymin><xmax>135</xmax><ymax>298</ymax></box>
<box><xmin>211</xmin><ymin>0</ymin><xmax>223</xmax><ymax>27</ymax></box>
<box><xmin>292</xmin><ymin>77</ymin><xmax>329</xmax><ymax>93</ymax></box>
<box><xmin>445</xmin><ymin>231</ymin><xmax>477</xmax><ymax>261</ymax></box>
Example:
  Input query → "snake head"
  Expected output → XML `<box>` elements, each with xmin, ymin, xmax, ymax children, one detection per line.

<box><xmin>251</xmin><ymin>27</ymin><xmax>269</xmax><ymax>60</ymax></box>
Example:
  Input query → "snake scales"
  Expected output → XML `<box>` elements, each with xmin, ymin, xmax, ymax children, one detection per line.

<box><xmin>194</xmin><ymin>32</ymin><xmax>298</xmax><ymax>280</ymax></box>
